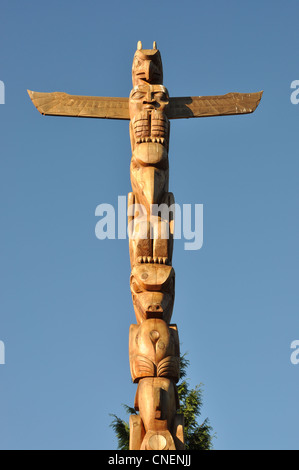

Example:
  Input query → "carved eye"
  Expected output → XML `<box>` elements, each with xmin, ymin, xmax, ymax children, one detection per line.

<box><xmin>154</xmin><ymin>92</ymin><xmax>168</xmax><ymax>102</ymax></box>
<box><xmin>131</xmin><ymin>91</ymin><xmax>145</xmax><ymax>100</ymax></box>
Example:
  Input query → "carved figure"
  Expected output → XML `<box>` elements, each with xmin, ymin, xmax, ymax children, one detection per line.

<box><xmin>132</xmin><ymin>41</ymin><xmax>163</xmax><ymax>88</ymax></box>
<box><xmin>28</xmin><ymin>41</ymin><xmax>262</xmax><ymax>451</ymax></box>
<box><xmin>130</xmin><ymin>264</ymin><xmax>175</xmax><ymax>324</ymax></box>
<box><xmin>129</xmin><ymin>318</ymin><xmax>180</xmax><ymax>383</ymax></box>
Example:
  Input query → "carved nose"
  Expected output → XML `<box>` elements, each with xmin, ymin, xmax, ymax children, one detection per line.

<box><xmin>147</xmin><ymin>304</ymin><xmax>163</xmax><ymax>313</ymax></box>
<box><xmin>143</xmin><ymin>93</ymin><xmax>155</xmax><ymax>105</ymax></box>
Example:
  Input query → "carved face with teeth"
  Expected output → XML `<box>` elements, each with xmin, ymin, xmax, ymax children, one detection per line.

<box><xmin>129</xmin><ymin>85</ymin><xmax>170</xmax><ymax>153</ymax></box>
<box><xmin>130</xmin><ymin>264</ymin><xmax>175</xmax><ymax>324</ymax></box>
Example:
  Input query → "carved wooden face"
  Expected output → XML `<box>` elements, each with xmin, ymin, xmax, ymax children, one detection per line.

<box><xmin>132</xmin><ymin>49</ymin><xmax>163</xmax><ymax>87</ymax></box>
<box><xmin>129</xmin><ymin>85</ymin><xmax>170</xmax><ymax>152</ymax></box>
<box><xmin>129</xmin><ymin>85</ymin><xmax>169</xmax><ymax>118</ymax></box>
<box><xmin>130</xmin><ymin>264</ymin><xmax>175</xmax><ymax>324</ymax></box>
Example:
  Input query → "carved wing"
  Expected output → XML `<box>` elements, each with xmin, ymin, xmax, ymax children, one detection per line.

<box><xmin>27</xmin><ymin>90</ymin><xmax>130</xmax><ymax>120</ymax></box>
<box><xmin>167</xmin><ymin>91</ymin><xmax>263</xmax><ymax>119</ymax></box>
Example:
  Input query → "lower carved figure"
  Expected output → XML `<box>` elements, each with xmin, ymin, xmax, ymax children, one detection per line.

<box><xmin>129</xmin><ymin>318</ymin><xmax>183</xmax><ymax>449</ymax></box>
<box><xmin>130</xmin><ymin>377</ymin><xmax>185</xmax><ymax>450</ymax></box>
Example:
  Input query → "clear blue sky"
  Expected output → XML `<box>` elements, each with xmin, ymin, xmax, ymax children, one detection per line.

<box><xmin>0</xmin><ymin>0</ymin><xmax>298</xmax><ymax>450</ymax></box>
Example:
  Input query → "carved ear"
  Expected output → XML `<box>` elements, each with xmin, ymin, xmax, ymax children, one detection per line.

<box><xmin>153</xmin><ymin>41</ymin><xmax>157</xmax><ymax>50</ymax></box>
<box><xmin>137</xmin><ymin>41</ymin><xmax>142</xmax><ymax>50</ymax></box>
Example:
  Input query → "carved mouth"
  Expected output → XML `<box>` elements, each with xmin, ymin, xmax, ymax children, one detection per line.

<box><xmin>135</xmin><ymin>137</ymin><xmax>167</xmax><ymax>147</ymax></box>
<box><xmin>137</xmin><ymin>256</ymin><xmax>169</xmax><ymax>265</ymax></box>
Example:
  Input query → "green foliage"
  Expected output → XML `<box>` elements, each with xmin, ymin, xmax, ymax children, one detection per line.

<box><xmin>110</xmin><ymin>353</ymin><xmax>215</xmax><ymax>450</ymax></box>
<box><xmin>109</xmin><ymin>413</ymin><xmax>130</xmax><ymax>451</ymax></box>
<box><xmin>177</xmin><ymin>354</ymin><xmax>214</xmax><ymax>450</ymax></box>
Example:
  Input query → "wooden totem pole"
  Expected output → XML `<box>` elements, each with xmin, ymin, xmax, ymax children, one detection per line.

<box><xmin>128</xmin><ymin>42</ymin><xmax>181</xmax><ymax>450</ymax></box>
<box><xmin>28</xmin><ymin>41</ymin><xmax>262</xmax><ymax>451</ymax></box>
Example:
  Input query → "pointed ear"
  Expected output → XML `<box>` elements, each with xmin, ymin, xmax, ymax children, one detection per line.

<box><xmin>137</xmin><ymin>40</ymin><xmax>142</xmax><ymax>50</ymax></box>
<box><xmin>153</xmin><ymin>41</ymin><xmax>157</xmax><ymax>50</ymax></box>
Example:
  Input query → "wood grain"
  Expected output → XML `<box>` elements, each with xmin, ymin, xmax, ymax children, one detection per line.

<box><xmin>28</xmin><ymin>90</ymin><xmax>130</xmax><ymax>120</ymax></box>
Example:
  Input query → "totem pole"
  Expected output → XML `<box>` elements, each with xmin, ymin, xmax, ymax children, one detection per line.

<box><xmin>127</xmin><ymin>42</ymin><xmax>182</xmax><ymax>450</ymax></box>
<box><xmin>28</xmin><ymin>41</ymin><xmax>262</xmax><ymax>450</ymax></box>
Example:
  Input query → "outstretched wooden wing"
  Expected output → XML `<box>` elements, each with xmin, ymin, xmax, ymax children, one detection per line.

<box><xmin>28</xmin><ymin>90</ymin><xmax>130</xmax><ymax>120</ymax></box>
<box><xmin>167</xmin><ymin>91</ymin><xmax>263</xmax><ymax>119</ymax></box>
<box><xmin>28</xmin><ymin>90</ymin><xmax>262</xmax><ymax>121</ymax></box>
